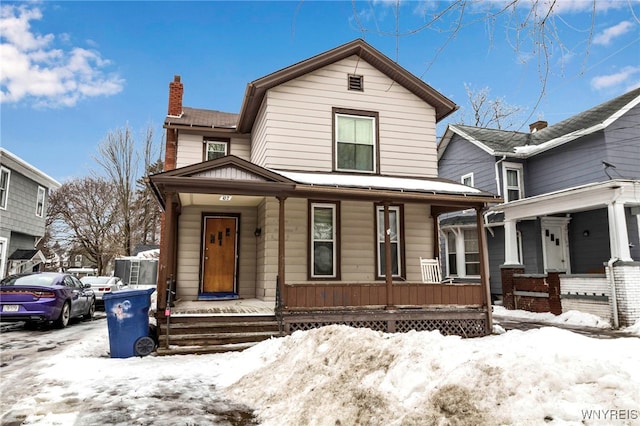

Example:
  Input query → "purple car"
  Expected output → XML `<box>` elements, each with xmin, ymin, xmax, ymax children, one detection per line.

<box><xmin>0</xmin><ymin>272</ymin><xmax>95</xmax><ymax>328</ymax></box>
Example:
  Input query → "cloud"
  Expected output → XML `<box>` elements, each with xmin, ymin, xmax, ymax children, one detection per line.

<box><xmin>594</xmin><ymin>21</ymin><xmax>634</xmax><ymax>46</ymax></box>
<box><xmin>591</xmin><ymin>66</ymin><xmax>640</xmax><ymax>90</ymax></box>
<box><xmin>0</xmin><ymin>4</ymin><xmax>124</xmax><ymax>108</ymax></box>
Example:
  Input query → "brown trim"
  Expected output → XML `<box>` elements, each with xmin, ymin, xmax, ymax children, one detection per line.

<box><xmin>202</xmin><ymin>138</ymin><xmax>231</xmax><ymax>162</ymax></box>
<box><xmin>199</xmin><ymin>212</ymin><xmax>241</xmax><ymax>294</ymax></box>
<box><xmin>373</xmin><ymin>203</ymin><xmax>406</xmax><ymax>281</ymax></box>
<box><xmin>277</xmin><ymin>196</ymin><xmax>287</xmax><ymax>307</ymax></box>
<box><xmin>307</xmin><ymin>200</ymin><xmax>342</xmax><ymax>281</ymax></box>
<box><xmin>332</xmin><ymin>107</ymin><xmax>380</xmax><ymax>175</ymax></box>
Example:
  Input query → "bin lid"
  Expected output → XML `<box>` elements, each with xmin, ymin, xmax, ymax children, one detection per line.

<box><xmin>103</xmin><ymin>287</ymin><xmax>155</xmax><ymax>300</ymax></box>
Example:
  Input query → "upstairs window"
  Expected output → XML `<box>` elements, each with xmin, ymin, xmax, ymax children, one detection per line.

<box><xmin>502</xmin><ymin>162</ymin><xmax>524</xmax><ymax>202</ymax></box>
<box><xmin>334</xmin><ymin>109</ymin><xmax>378</xmax><ymax>173</ymax></box>
<box><xmin>0</xmin><ymin>167</ymin><xmax>10</xmax><ymax>210</ymax></box>
<box><xmin>461</xmin><ymin>172</ymin><xmax>474</xmax><ymax>187</ymax></box>
<box><xmin>36</xmin><ymin>186</ymin><xmax>45</xmax><ymax>217</ymax></box>
<box><xmin>205</xmin><ymin>140</ymin><xmax>229</xmax><ymax>161</ymax></box>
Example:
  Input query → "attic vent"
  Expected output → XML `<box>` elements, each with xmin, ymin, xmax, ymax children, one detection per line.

<box><xmin>348</xmin><ymin>74</ymin><xmax>363</xmax><ymax>91</ymax></box>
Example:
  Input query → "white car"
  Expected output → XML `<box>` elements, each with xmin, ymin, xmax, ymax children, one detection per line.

<box><xmin>80</xmin><ymin>276</ymin><xmax>125</xmax><ymax>307</ymax></box>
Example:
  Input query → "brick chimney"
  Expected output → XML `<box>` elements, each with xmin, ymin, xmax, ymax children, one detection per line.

<box><xmin>529</xmin><ymin>120</ymin><xmax>548</xmax><ymax>133</ymax></box>
<box><xmin>167</xmin><ymin>75</ymin><xmax>183</xmax><ymax>117</ymax></box>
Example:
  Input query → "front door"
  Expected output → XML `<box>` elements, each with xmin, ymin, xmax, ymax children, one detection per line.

<box><xmin>202</xmin><ymin>216</ymin><xmax>238</xmax><ymax>293</ymax></box>
<box><xmin>541</xmin><ymin>218</ymin><xmax>570</xmax><ymax>272</ymax></box>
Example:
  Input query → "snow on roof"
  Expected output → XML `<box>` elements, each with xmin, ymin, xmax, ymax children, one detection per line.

<box><xmin>274</xmin><ymin>170</ymin><xmax>482</xmax><ymax>195</ymax></box>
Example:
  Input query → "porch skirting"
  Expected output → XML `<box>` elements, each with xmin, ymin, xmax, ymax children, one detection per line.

<box><xmin>278</xmin><ymin>308</ymin><xmax>488</xmax><ymax>337</ymax></box>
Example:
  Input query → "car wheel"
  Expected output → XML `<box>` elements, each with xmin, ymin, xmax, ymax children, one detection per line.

<box><xmin>55</xmin><ymin>301</ymin><xmax>71</xmax><ymax>328</ymax></box>
<box><xmin>83</xmin><ymin>298</ymin><xmax>96</xmax><ymax>320</ymax></box>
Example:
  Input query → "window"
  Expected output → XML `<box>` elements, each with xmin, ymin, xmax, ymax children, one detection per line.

<box><xmin>447</xmin><ymin>231</ymin><xmax>457</xmax><ymax>276</ymax></box>
<box><xmin>334</xmin><ymin>109</ymin><xmax>377</xmax><ymax>173</ymax></box>
<box><xmin>0</xmin><ymin>167</ymin><xmax>10</xmax><ymax>209</ymax></box>
<box><xmin>376</xmin><ymin>205</ymin><xmax>402</xmax><ymax>278</ymax></box>
<box><xmin>445</xmin><ymin>228</ymin><xmax>480</xmax><ymax>277</ymax></box>
<box><xmin>461</xmin><ymin>173</ymin><xmax>474</xmax><ymax>187</ymax></box>
<box><xmin>36</xmin><ymin>186</ymin><xmax>45</xmax><ymax>217</ymax></box>
<box><xmin>502</xmin><ymin>162</ymin><xmax>524</xmax><ymax>202</ymax></box>
<box><xmin>310</xmin><ymin>202</ymin><xmax>338</xmax><ymax>278</ymax></box>
<box><xmin>205</xmin><ymin>140</ymin><xmax>228</xmax><ymax>161</ymax></box>
<box><xmin>463</xmin><ymin>230</ymin><xmax>480</xmax><ymax>276</ymax></box>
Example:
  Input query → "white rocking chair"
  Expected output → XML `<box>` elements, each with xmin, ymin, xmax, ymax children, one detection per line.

<box><xmin>420</xmin><ymin>258</ymin><xmax>452</xmax><ymax>284</ymax></box>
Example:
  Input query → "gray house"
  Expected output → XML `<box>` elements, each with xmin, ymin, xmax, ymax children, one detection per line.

<box><xmin>0</xmin><ymin>148</ymin><xmax>61</xmax><ymax>278</ymax></box>
<box><xmin>438</xmin><ymin>88</ymin><xmax>640</xmax><ymax>327</ymax></box>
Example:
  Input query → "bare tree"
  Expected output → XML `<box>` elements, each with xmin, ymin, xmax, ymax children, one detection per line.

<box><xmin>94</xmin><ymin>124</ymin><xmax>138</xmax><ymax>257</ymax></box>
<box><xmin>48</xmin><ymin>177</ymin><xmax>119</xmax><ymax>275</ymax></box>
<box><xmin>133</xmin><ymin>127</ymin><xmax>163</xmax><ymax>246</ymax></box>
<box><xmin>458</xmin><ymin>83</ymin><xmax>525</xmax><ymax>129</ymax></box>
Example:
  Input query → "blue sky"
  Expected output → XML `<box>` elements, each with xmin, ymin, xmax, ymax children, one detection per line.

<box><xmin>1</xmin><ymin>1</ymin><xmax>639</xmax><ymax>183</ymax></box>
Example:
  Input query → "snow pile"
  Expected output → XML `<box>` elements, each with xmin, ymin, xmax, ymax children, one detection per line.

<box><xmin>493</xmin><ymin>305</ymin><xmax>612</xmax><ymax>329</ymax></box>
<box><xmin>3</xmin><ymin>314</ymin><xmax>640</xmax><ymax>425</ymax></box>
<box><xmin>225</xmin><ymin>325</ymin><xmax>640</xmax><ymax>425</ymax></box>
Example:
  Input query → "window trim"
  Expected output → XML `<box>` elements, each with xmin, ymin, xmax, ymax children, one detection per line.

<box><xmin>0</xmin><ymin>237</ymin><xmax>7</xmax><ymax>280</ymax></box>
<box><xmin>332</xmin><ymin>107</ymin><xmax>380</xmax><ymax>174</ymax></box>
<box><xmin>36</xmin><ymin>186</ymin><xmax>45</xmax><ymax>217</ymax></box>
<box><xmin>0</xmin><ymin>167</ymin><xmax>10</xmax><ymax>210</ymax></box>
<box><xmin>308</xmin><ymin>201</ymin><xmax>341</xmax><ymax>280</ymax></box>
<box><xmin>374</xmin><ymin>204</ymin><xmax>405</xmax><ymax>280</ymax></box>
<box><xmin>502</xmin><ymin>162</ymin><xmax>524</xmax><ymax>202</ymax></box>
<box><xmin>461</xmin><ymin>172</ymin><xmax>474</xmax><ymax>187</ymax></box>
<box><xmin>444</xmin><ymin>227</ymin><xmax>481</xmax><ymax>278</ymax></box>
<box><xmin>203</xmin><ymin>138</ymin><xmax>230</xmax><ymax>161</ymax></box>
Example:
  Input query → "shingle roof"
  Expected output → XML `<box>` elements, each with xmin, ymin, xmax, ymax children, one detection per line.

<box><xmin>164</xmin><ymin>107</ymin><xmax>239</xmax><ymax>129</ymax></box>
<box><xmin>8</xmin><ymin>249</ymin><xmax>39</xmax><ymax>260</ymax></box>
<box><xmin>450</xmin><ymin>87</ymin><xmax>640</xmax><ymax>154</ymax></box>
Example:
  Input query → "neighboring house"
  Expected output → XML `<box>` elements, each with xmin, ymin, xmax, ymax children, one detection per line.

<box><xmin>0</xmin><ymin>148</ymin><xmax>61</xmax><ymax>278</ymax></box>
<box><xmin>438</xmin><ymin>88</ymin><xmax>640</xmax><ymax>327</ymax></box>
<box><xmin>148</xmin><ymin>39</ymin><xmax>501</xmax><ymax>346</ymax></box>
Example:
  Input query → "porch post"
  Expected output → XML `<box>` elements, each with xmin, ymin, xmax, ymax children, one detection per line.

<box><xmin>608</xmin><ymin>201</ymin><xmax>632</xmax><ymax>261</ymax></box>
<box><xmin>476</xmin><ymin>207</ymin><xmax>493</xmax><ymax>333</ymax></box>
<box><xmin>383</xmin><ymin>202</ymin><xmax>394</xmax><ymax>309</ymax></box>
<box><xmin>158</xmin><ymin>191</ymin><xmax>178</xmax><ymax>311</ymax></box>
<box><xmin>504</xmin><ymin>219</ymin><xmax>521</xmax><ymax>265</ymax></box>
<box><xmin>277</xmin><ymin>196</ymin><xmax>287</xmax><ymax>307</ymax></box>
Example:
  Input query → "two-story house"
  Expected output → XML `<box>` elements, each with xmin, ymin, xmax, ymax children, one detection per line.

<box><xmin>438</xmin><ymin>88</ymin><xmax>640</xmax><ymax>327</ymax></box>
<box><xmin>0</xmin><ymin>148</ymin><xmax>61</xmax><ymax>278</ymax></box>
<box><xmin>147</xmin><ymin>39</ymin><xmax>501</xmax><ymax>353</ymax></box>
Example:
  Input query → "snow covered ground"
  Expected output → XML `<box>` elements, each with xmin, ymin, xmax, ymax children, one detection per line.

<box><xmin>1</xmin><ymin>309</ymin><xmax>639</xmax><ymax>425</ymax></box>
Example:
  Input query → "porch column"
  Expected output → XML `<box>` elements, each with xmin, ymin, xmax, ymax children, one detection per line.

<box><xmin>383</xmin><ymin>202</ymin><xmax>394</xmax><ymax>309</ymax></box>
<box><xmin>158</xmin><ymin>192</ymin><xmax>178</xmax><ymax>311</ymax></box>
<box><xmin>608</xmin><ymin>201</ymin><xmax>632</xmax><ymax>261</ymax></box>
<box><xmin>277</xmin><ymin>196</ymin><xmax>287</xmax><ymax>307</ymax></box>
<box><xmin>476</xmin><ymin>207</ymin><xmax>493</xmax><ymax>333</ymax></box>
<box><xmin>504</xmin><ymin>219</ymin><xmax>521</xmax><ymax>265</ymax></box>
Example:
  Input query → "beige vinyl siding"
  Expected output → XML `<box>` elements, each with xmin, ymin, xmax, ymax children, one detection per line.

<box><xmin>250</xmin><ymin>56</ymin><xmax>438</xmax><ymax>177</ymax></box>
<box><xmin>403</xmin><ymin>203</ymin><xmax>434</xmax><ymax>281</ymax></box>
<box><xmin>176</xmin><ymin>133</ymin><xmax>251</xmax><ymax>168</ymax></box>
<box><xmin>176</xmin><ymin>205</ymin><xmax>258</xmax><ymax>300</ymax></box>
<box><xmin>176</xmin><ymin>133</ymin><xmax>204</xmax><ymax>168</ymax></box>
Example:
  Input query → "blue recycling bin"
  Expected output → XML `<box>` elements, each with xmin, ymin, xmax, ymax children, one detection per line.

<box><xmin>103</xmin><ymin>287</ymin><xmax>156</xmax><ymax>358</ymax></box>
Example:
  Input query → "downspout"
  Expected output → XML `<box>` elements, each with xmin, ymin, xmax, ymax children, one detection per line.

<box><xmin>607</xmin><ymin>257</ymin><xmax>619</xmax><ymax>329</ymax></box>
<box><xmin>494</xmin><ymin>155</ymin><xmax>507</xmax><ymax>197</ymax></box>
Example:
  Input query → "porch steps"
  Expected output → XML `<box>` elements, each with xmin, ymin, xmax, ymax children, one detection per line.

<box><xmin>155</xmin><ymin>314</ymin><xmax>283</xmax><ymax>355</ymax></box>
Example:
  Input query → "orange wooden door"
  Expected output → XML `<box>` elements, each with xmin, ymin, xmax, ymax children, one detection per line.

<box><xmin>202</xmin><ymin>217</ymin><xmax>237</xmax><ymax>293</ymax></box>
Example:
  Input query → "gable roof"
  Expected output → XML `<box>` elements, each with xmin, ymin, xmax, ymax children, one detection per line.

<box><xmin>236</xmin><ymin>38</ymin><xmax>457</xmax><ymax>133</ymax></box>
<box><xmin>438</xmin><ymin>87</ymin><xmax>640</xmax><ymax>159</ymax></box>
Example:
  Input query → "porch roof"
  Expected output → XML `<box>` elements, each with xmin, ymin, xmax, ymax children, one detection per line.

<box><xmin>490</xmin><ymin>179</ymin><xmax>640</xmax><ymax>221</ymax></box>
<box><xmin>147</xmin><ymin>156</ymin><xmax>502</xmax><ymax>211</ymax></box>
